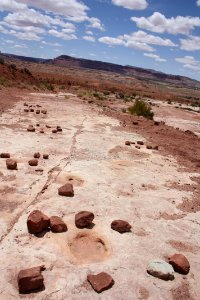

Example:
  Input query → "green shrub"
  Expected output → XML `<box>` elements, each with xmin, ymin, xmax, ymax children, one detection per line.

<box><xmin>0</xmin><ymin>58</ymin><xmax>5</xmax><ymax>65</ymax></box>
<box><xmin>128</xmin><ymin>99</ymin><xmax>154</xmax><ymax>120</ymax></box>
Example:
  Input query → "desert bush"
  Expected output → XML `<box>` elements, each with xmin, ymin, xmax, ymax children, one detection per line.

<box><xmin>128</xmin><ymin>99</ymin><xmax>154</xmax><ymax>120</ymax></box>
<box><xmin>22</xmin><ymin>68</ymin><xmax>32</xmax><ymax>76</ymax></box>
<box><xmin>0</xmin><ymin>58</ymin><xmax>5</xmax><ymax>65</ymax></box>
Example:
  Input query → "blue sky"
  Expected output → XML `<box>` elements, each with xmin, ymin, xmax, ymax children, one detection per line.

<box><xmin>0</xmin><ymin>0</ymin><xmax>200</xmax><ymax>80</ymax></box>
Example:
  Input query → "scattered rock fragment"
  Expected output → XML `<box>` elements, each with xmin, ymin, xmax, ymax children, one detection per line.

<box><xmin>50</xmin><ymin>216</ymin><xmax>67</xmax><ymax>233</ymax></box>
<box><xmin>75</xmin><ymin>211</ymin><xmax>94</xmax><ymax>228</ymax></box>
<box><xmin>0</xmin><ymin>152</ymin><xmax>10</xmax><ymax>158</ymax></box>
<box><xmin>27</xmin><ymin>210</ymin><xmax>50</xmax><ymax>234</ymax></box>
<box><xmin>6</xmin><ymin>159</ymin><xmax>17</xmax><ymax>170</ymax></box>
<box><xmin>87</xmin><ymin>272</ymin><xmax>114</xmax><ymax>293</ymax></box>
<box><xmin>133</xmin><ymin>121</ymin><xmax>138</xmax><ymax>125</ymax></box>
<box><xmin>18</xmin><ymin>265</ymin><xmax>45</xmax><ymax>294</ymax></box>
<box><xmin>36</xmin><ymin>110</ymin><xmax>40</xmax><ymax>114</ymax></box>
<box><xmin>57</xmin><ymin>126</ymin><xmax>62</xmax><ymax>132</ymax></box>
<box><xmin>135</xmin><ymin>145</ymin><xmax>140</xmax><ymax>149</ymax></box>
<box><xmin>24</xmin><ymin>103</ymin><xmax>28</xmax><ymax>107</ymax></box>
<box><xmin>146</xmin><ymin>145</ymin><xmax>152</xmax><ymax>149</ymax></box>
<box><xmin>27</xmin><ymin>125</ymin><xmax>35</xmax><ymax>132</ymax></box>
<box><xmin>41</xmin><ymin>110</ymin><xmax>47</xmax><ymax>114</ymax></box>
<box><xmin>169</xmin><ymin>254</ymin><xmax>190</xmax><ymax>275</ymax></box>
<box><xmin>46</xmin><ymin>125</ymin><xmax>51</xmax><ymax>128</ymax></box>
<box><xmin>24</xmin><ymin>109</ymin><xmax>29</xmax><ymax>113</ymax></box>
<box><xmin>125</xmin><ymin>141</ymin><xmax>131</xmax><ymax>146</ymax></box>
<box><xmin>30</xmin><ymin>109</ymin><xmax>34</xmax><ymax>112</ymax></box>
<box><xmin>52</xmin><ymin>129</ymin><xmax>57</xmax><ymax>133</ymax></box>
<box><xmin>58</xmin><ymin>183</ymin><xmax>74</xmax><ymax>197</ymax></box>
<box><xmin>152</xmin><ymin>145</ymin><xmax>159</xmax><ymax>150</ymax></box>
<box><xmin>111</xmin><ymin>220</ymin><xmax>131</xmax><ymax>233</ymax></box>
<box><xmin>43</xmin><ymin>154</ymin><xmax>49</xmax><ymax>159</ymax></box>
<box><xmin>137</xmin><ymin>141</ymin><xmax>144</xmax><ymax>145</ymax></box>
<box><xmin>36</xmin><ymin>123</ymin><xmax>40</xmax><ymax>127</ymax></box>
<box><xmin>34</xmin><ymin>152</ymin><xmax>41</xmax><ymax>159</ymax></box>
<box><xmin>28</xmin><ymin>159</ymin><xmax>38</xmax><ymax>166</ymax></box>
<box><xmin>154</xmin><ymin>121</ymin><xmax>160</xmax><ymax>126</ymax></box>
<box><xmin>40</xmin><ymin>129</ymin><xmax>44</xmax><ymax>134</ymax></box>
<box><xmin>147</xmin><ymin>260</ymin><xmax>174</xmax><ymax>280</ymax></box>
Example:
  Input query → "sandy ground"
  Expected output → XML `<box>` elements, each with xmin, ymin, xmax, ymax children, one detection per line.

<box><xmin>0</xmin><ymin>92</ymin><xmax>200</xmax><ymax>300</ymax></box>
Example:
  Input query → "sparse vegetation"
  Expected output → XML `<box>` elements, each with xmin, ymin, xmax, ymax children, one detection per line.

<box><xmin>128</xmin><ymin>99</ymin><xmax>154</xmax><ymax>120</ymax></box>
<box><xmin>0</xmin><ymin>58</ymin><xmax>5</xmax><ymax>65</ymax></box>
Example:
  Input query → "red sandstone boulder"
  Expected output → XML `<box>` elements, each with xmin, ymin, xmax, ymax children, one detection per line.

<box><xmin>169</xmin><ymin>254</ymin><xmax>190</xmax><ymax>275</ymax></box>
<box><xmin>137</xmin><ymin>141</ymin><xmax>144</xmax><ymax>145</ymax></box>
<box><xmin>34</xmin><ymin>152</ymin><xmax>41</xmax><ymax>159</ymax></box>
<box><xmin>58</xmin><ymin>183</ymin><xmax>74</xmax><ymax>197</ymax></box>
<box><xmin>125</xmin><ymin>141</ymin><xmax>131</xmax><ymax>146</ymax></box>
<box><xmin>87</xmin><ymin>272</ymin><xmax>114</xmax><ymax>293</ymax></box>
<box><xmin>24</xmin><ymin>109</ymin><xmax>29</xmax><ymax>112</ymax></box>
<box><xmin>41</xmin><ymin>110</ymin><xmax>47</xmax><ymax>114</ymax></box>
<box><xmin>0</xmin><ymin>153</ymin><xmax>10</xmax><ymax>158</ymax></box>
<box><xmin>27</xmin><ymin>210</ymin><xmax>50</xmax><ymax>234</ymax></box>
<box><xmin>28</xmin><ymin>159</ymin><xmax>38</xmax><ymax>166</ymax></box>
<box><xmin>6</xmin><ymin>159</ymin><xmax>17</xmax><ymax>170</ymax></box>
<box><xmin>111</xmin><ymin>220</ymin><xmax>132</xmax><ymax>233</ymax></box>
<box><xmin>36</xmin><ymin>110</ymin><xmax>40</xmax><ymax>114</ymax></box>
<box><xmin>30</xmin><ymin>109</ymin><xmax>34</xmax><ymax>112</ymax></box>
<box><xmin>75</xmin><ymin>211</ymin><xmax>94</xmax><ymax>228</ymax></box>
<box><xmin>18</xmin><ymin>265</ymin><xmax>45</xmax><ymax>294</ymax></box>
<box><xmin>52</xmin><ymin>129</ymin><xmax>57</xmax><ymax>133</ymax></box>
<box><xmin>50</xmin><ymin>216</ymin><xmax>67</xmax><ymax>233</ymax></box>
<box><xmin>146</xmin><ymin>145</ymin><xmax>152</xmax><ymax>149</ymax></box>
<box><xmin>43</xmin><ymin>154</ymin><xmax>49</xmax><ymax>159</ymax></box>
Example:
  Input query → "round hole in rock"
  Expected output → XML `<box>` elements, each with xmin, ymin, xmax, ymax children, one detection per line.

<box><xmin>68</xmin><ymin>232</ymin><xmax>110</xmax><ymax>264</ymax></box>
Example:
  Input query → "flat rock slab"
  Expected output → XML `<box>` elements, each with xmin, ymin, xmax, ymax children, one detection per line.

<box><xmin>147</xmin><ymin>260</ymin><xmax>174</xmax><ymax>281</ymax></box>
<box><xmin>87</xmin><ymin>272</ymin><xmax>114</xmax><ymax>293</ymax></box>
<box><xmin>18</xmin><ymin>265</ymin><xmax>45</xmax><ymax>294</ymax></box>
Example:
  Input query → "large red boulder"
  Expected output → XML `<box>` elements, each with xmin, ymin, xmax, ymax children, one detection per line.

<box><xmin>87</xmin><ymin>272</ymin><xmax>114</xmax><ymax>293</ymax></box>
<box><xmin>169</xmin><ymin>254</ymin><xmax>190</xmax><ymax>275</ymax></box>
<box><xmin>18</xmin><ymin>265</ymin><xmax>45</xmax><ymax>294</ymax></box>
<box><xmin>34</xmin><ymin>152</ymin><xmax>41</xmax><ymax>159</ymax></box>
<box><xmin>58</xmin><ymin>183</ymin><xmax>74</xmax><ymax>197</ymax></box>
<box><xmin>27</xmin><ymin>210</ymin><xmax>50</xmax><ymax>234</ymax></box>
<box><xmin>111</xmin><ymin>220</ymin><xmax>131</xmax><ymax>233</ymax></box>
<box><xmin>6</xmin><ymin>159</ymin><xmax>17</xmax><ymax>170</ymax></box>
<box><xmin>75</xmin><ymin>211</ymin><xmax>94</xmax><ymax>228</ymax></box>
<box><xmin>50</xmin><ymin>216</ymin><xmax>67</xmax><ymax>233</ymax></box>
<box><xmin>28</xmin><ymin>159</ymin><xmax>38</xmax><ymax>166</ymax></box>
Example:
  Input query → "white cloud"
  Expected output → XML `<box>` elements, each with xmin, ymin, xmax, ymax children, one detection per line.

<box><xmin>180</xmin><ymin>36</ymin><xmax>200</xmax><ymax>51</ymax></box>
<box><xmin>19</xmin><ymin>0</ymin><xmax>88</xmax><ymax>22</ymax></box>
<box><xmin>197</xmin><ymin>0</ymin><xmax>200</xmax><ymax>6</ymax></box>
<box><xmin>131</xmin><ymin>12</ymin><xmax>200</xmax><ymax>35</ymax></box>
<box><xmin>112</xmin><ymin>0</ymin><xmax>148</xmax><ymax>10</ymax></box>
<box><xmin>87</xmin><ymin>17</ymin><xmax>104</xmax><ymax>31</ymax></box>
<box><xmin>122</xmin><ymin>31</ymin><xmax>176</xmax><ymax>47</ymax></box>
<box><xmin>175</xmin><ymin>56</ymin><xmax>200</xmax><ymax>71</ymax></box>
<box><xmin>99</xmin><ymin>30</ymin><xmax>176</xmax><ymax>52</ymax></box>
<box><xmin>144</xmin><ymin>53</ymin><xmax>166</xmax><ymax>62</ymax></box>
<box><xmin>83</xmin><ymin>35</ymin><xmax>96</xmax><ymax>42</ymax></box>
<box><xmin>85</xmin><ymin>30</ymin><xmax>93</xmax><ymax>35</ymax></box>
<box><xmin>0</xmin><ymin>0</ymin><xmax>26</xmax><ymax>12</ymax></box>
<box><xmin>49</xmin><ymin>29</ymin><xmax>77</xmax><ymax>40</ymax></box>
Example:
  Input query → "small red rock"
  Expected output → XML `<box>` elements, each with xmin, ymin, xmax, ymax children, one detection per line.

<box><xmin>27</xmin><ymin>125</ymin><xmax>35</xmax><ymax>132</ymax></box>
<box><xmin>154</xmin><ymin>121</ymin><xmax>160</xmax><ymax>126</ymax></box>
<box><xmin>137</xmin><ymin>141</ymin><xmax>144</xmax><ymax>145</ymax></box>
<box><xmin>30</xmin><ymin>109</ymin><xmax>34</xmax><ymax>112</ymax></box>
<box><xmin>27</xmin><ymin>210</ymin><xmax>50</xmax><ymax>234</ymax></box>
<box><xmin>50</xmin><ymin>216</ymin><xmax>67</xmax><ymax>233</ymax></box>
<box><xmin>75</xmin><ymin>211</ymin><xmax>94</xmax><ymax>228</ymax></box>
<box><xmin>24</xmin><ymin>103</ymin><xmax>28</xmax><ymax>107</ymax></box>
<box><xmin>43</xmin><ymin>154</ymin><xmax>49</xmax><ymax>159</ymax></box>
<box><xmin>0</xmin><ymin>152</ymin><xmax>10</xmax><ymax>158</ymax></box>
<box><xmin>28</xmin><ymin>159</ymin><xmax>38</xmax><ymax>166</ymax></box>
<box><xmin>146</xmin><ymin>145</ymin><xmax>152</xmax><ymax>149</ymax></box>
<box><xmin>46</xmin><ymin>125</ymin><xmax>51</xmax><ymax>128</ymax></box>
<box><xmin>125</xmin><ymin>141</ymin><xmax>131</xmax><ymax>146</ymax></box>
<box><xmin>58</xmin><ymin>183</ymin><xmax>74</xmax><ymax>197</ymax></box>
<box><xmin>87</xmin><ymin>272</ymin><xmax>114</xmax><ymax>293</ymax></box>
<box><xmin>6</xmin><ymin>158</ymin><xmax>17</xmax><ymax>170</ymax></box>
<box><xmin>133</xmin><ymin>121</ymin><xmax>138</xmax><ymax>125</ymax></box>
<box><xmin>52</xmin><ymin>129</ymin><xmax>57</xmax><ymax>133</ymax></box>
<box><xmin>34</xmin><ymin>152</ymin><xmax>41</xmax><ymax>159</ymax></box>
<box><xmin>18</xmin><ymin>265</ymin><xmax>45</xmax><ymax>294</ymax></box>
<box><xmin>152</xmin><ymin>145</ymin><xmax>159</xmax><ymax>150</ymax></box>
<box><xmin>169</xmin><ymin>254</ymin><xmax>190</xmax><ymax>275</ymax></box>
<box><xmin>40</xmin><ymin>129</ymin><xmax>44</xmax><ymax>134</ymax></box>
<box><xmin>135</xmin><ymin>145</ymin><xmax>140</xmax><ymax>149</ymax></box>
<box><xmin>24</xmin><ymin>109</ymin><xmax>29</xmax><ymax>112</ymax></box>
<box><xmin>111</xmin><ymin>220</ymin><xmax>131</xmax><ymax>233</ymax></box>
<box><xmin>36</xmin><ymin>110</ymin><xmax>40</xmax><ymax>114</ymax></box>
<box><xmin>36</xmin><ymin>123</ymin><xmax>40</xmax><ymax>127</ymax></box>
